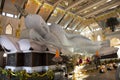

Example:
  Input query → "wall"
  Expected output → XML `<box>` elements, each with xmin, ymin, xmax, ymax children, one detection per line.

<box><xmin>0</xmin><ymin>51</ymin><xmax>4</xmax><ymax>67</ymax></box>
<box><xmin>0</xmin><ymin>45</ymin><xmax>4</xmax><ymax>67</ymax></box>
<box><xmin>0</xmin><ymin>15</ymin><xmax>26</xmax><ymax>37</ymax></box>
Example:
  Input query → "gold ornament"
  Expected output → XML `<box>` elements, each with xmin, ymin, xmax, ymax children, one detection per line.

<box><xmin>15</xmin><ymin>24</ymin><xmax>21</xmax><ymax>38</ymax></box>
<box><xmin>0</xmin><ymin>21</ymin><xmax>2</xmax><ymax>35</ymax></box>
<box><xmin>0</xmin><ymin>26</ymin><xmax>2</xmax><ymax>35</ymax></box>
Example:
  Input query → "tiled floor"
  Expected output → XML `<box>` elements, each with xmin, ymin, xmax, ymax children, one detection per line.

<box><xmin>54</xmin><ymin>69</ymin><xmax>117</xmax><ymax>80</ymax></box>
<box><xmin>54</xmin><ymin>64</ymin><xmax>118</xmax><ymax>80</ymax></box>
<box><xmin>83</xmin><ymin>69</ymin><xmax>116</xmax><ymax>80</ymax></box>
<box><xmin>73</xmin><ymin>64</ymin><xmax>117</xmax><ymax>80</ymax></box>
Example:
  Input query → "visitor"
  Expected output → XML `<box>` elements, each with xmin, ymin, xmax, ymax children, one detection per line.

<box><xmin>99</xmin><ymin>64</ymin><xmax>106</xmax><ymax>73</ymax></box>
<box><xmin>116</xmin><ymin>64</ymin><xmax>120</xmax><ymax>80</ymax></box>
<box><xmin>113</xmin><ymin>62</ymin><xmax>118</xmax><ymax>69</ymax></box>
<box><xmin>107</xmin><ymin>63</ymin><xmax>114</xmax><ymax>70</ymax></box>
<box><xmin>94</xmin><ymin>56</ymin><xmax>101</xmax><ymax>69</ymax></box>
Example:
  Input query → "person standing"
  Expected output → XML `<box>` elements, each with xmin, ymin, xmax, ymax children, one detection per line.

<box><xmin>116</xmin><ymin>64</ymin><xmax>120</xmax><ymax>80</ymax></box>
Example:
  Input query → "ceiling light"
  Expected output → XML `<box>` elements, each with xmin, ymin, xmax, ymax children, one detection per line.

<box><xmin>47</xmin><ymin>23</ymin><xmax>51</xmax><ymax>26</ymax></box>
<box><xmin>97</xmin><ymin>35</ymin><xmax>101</xmax><ymax>41</ymax></box>
<box><xmin>2</xmin><ymin>12</ymin><xmax>5</xmax><ymax>16</ymax></box>
<box><xmin>67</xmin><ymin>27</ymin><xmax>71</xmax><ymax>30</ymax></box>
<box><xmin>75</xmin><ymin>30</ymin><xmax>78</xmax><ymax>32</ymax></box>
<box><xmin>80</xmin><ymin>32</ymin><xmax>85</xmax><ymax>35</ymax></box>
<box><xmin>106</xmin><ymin>0</ymin><xmax>112</xmax><ymax>2</ymax></box>
<box><xmin>15</xmin><ymin>15</ymin><xmax>18</xmax><ymax>18</ymax></box>
<box><xmin>96</xmin><ymin>28</ymin><xmax>100</xmax><ymax>31</ymax></box>
<box><xmin>54</xmin><ymin>9</ymin><xmax>58</xmax><ymax>13</ymax></box>
<box><xmin>3</xmin><ymin>53</ymin><xmax>7</xmax><ymax>57</ymax></box>
<box><xmin>67</xmin><ymin>27</ymin><xmax>73</xmax><ymax>30</ymax></box>
<box><xmin>93</xmin><ymin>7</ymin><xmax>97</xmax><ymax>9</ymax></box>
<box><xmin>109</xmin><ymin>5</ymin><xmax>118</xmax><ymax>9</ymax></box>
<box><xmin>84</xmin><ymin>11</ymin><xmax>88</xmax><ymax>13</ymax></box>
<box><xmin>6</xmin><ymin>13</ymin><xmax>14</xmax><ymax>18</ymax></box>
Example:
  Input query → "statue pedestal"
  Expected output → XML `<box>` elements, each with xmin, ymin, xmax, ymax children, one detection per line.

<box><xmin>24</xmin><ymin>51</ymin><xmax>56</xmax><ymax>66</ymax></box>
<box><xmin>5</xmin><ymin>51</ymin><xmax>57</xmax><ymax>73</ymax></box>
<box><xmin>6</xmin><ymin>52</ymin><xmax>24</xmax><ymax>66</ymax></box>
<box><xmin>6</xmin><ymin>52</ymin><xmax>24</xmax><ymax>71</ymax></box>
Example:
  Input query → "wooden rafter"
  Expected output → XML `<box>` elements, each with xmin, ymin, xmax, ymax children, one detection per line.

<box><xmin>84</xmin><ymin>1</ymin><xmax>120</xmax><ymax>18</ymax></box>
<box><xmin>53</xmin><ymin>0</ymin><xmax>63</xmax><ymax>7</ymax></box>
<box><xmin>65</xmin><ymin>0</ymin><xmax>85</xmax><ymax>11</ymax></box>
<box><xmin>45</xmin><ymin>0</ymin><xmax>63</xmax><ymax>22</ymax></box>
<box><xmin>75</xmin><ymin>0</ymin><xmax>106</xmax><ymax>14</ymax></box>
<box><xmin>0</xmin><ymin>0</ymin><xmax>5</xmax><ymax>14</ymax></box>
<box><xmin>19</xmin><ymin>0</ymin><xmax>28</xmax><ymax>18</ymax></box>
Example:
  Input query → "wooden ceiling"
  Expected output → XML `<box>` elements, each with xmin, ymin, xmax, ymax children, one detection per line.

<box><xmin>0</xmin><ymin>0</ymin><xmax>120</xmax><ymax>32</ymax></box>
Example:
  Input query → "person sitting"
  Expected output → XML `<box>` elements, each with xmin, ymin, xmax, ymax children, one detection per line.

<box><xmin>107</xmin><ymin>63</ymin><xmax>114</xmax><ymax>70</ymax></box>
<box><xmin>113</xmin><ymin>62</ymin><xmax>118</xmax><ymax>69</ymax></box>
<box><xmin>86</xmin><ymin>57</ymin><xmax>91</xmax><ymax>65</ymax></box>
<box><xmin>99</xmin><ymin>64</ymin><xmax>106</xmax><ymax>73</ymax></box>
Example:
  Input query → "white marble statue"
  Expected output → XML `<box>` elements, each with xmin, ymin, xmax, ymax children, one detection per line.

<box><xmin>1</xmin><ymin>5</ymin><xmax>111</xmax><ymax>54</ymax></box>
<box><xmin>0</xmin><ymin>14</ymin><xmax>118</xmax><ymax>55</ymax></box>
<box><xmin>20</xmin><ymin>14</ymin><xmax>102</xmax><ymax>54</ymax></box>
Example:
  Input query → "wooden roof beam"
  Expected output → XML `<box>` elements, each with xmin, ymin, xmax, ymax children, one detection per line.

<box><xmin>75</xmin><ymin>0</ymin><xmax>107</xmax><ymax>14</ymax></box>
<box><xmin>65</xmin><ymin>0</ymin><xmax>85</xmax><ymax>11</ymax></box>
<box><xmin>84</xmin><ymin>1</ymin><xmax>120</xmax><ymax>18</ymax></box>
<box><xmin>53</xmin><ymin>0</ymin><xmax>63</xmax><ymax>7</ymax></box>
<box><xmin>0</xmin><ymin>0</ymin><xmax>5</xmax><ymax>14</ymax></box>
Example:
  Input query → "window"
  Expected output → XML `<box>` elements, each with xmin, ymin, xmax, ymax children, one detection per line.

<box><xmin>6</xmin><ymin>13</ymin><xmax>14</xmax><ymax>18</ymax></box>
<box><xmin>5</xmin><ymin>24</ymin><xmax>13</xmax><ymax>34</ymax></box>
<box><xmin>2</xmin><ymin>12</ymin><xmax>18</xmax><ymax>18</ymax></box>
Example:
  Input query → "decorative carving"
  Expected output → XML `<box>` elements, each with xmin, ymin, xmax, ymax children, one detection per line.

<box><xmin>0</xmin><ymin>21</ymin><xmax>3</xmax><ymax>35</ymax></box>
<box><xmin>6</xmin><ymin>53</ymin><xmax>24</xmax><ymax>66</ymax></box>
<box><xmin>7</xmin><ymin>54</ymin><xmax>16</xmax><ymax>66</ymax></box>
<box><xmin>15</xmin><ymin>24</ymin><xmax>21</xmax><ymax>38</ymax></box>
<box><xmin>14</xmin><ymin>4</ymin><xmax>28</xmax><ymax>17</ymax></box>
<box><xmin>24</xmin><ymin>53</ymin><xmax>31</xmax><ymax>66</ymax></box>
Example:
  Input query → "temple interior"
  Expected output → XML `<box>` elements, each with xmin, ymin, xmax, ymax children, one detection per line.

<box><xmin>0</xmin><ymin>0</ymin><xmax>120</xmax><ymax>80</ymax></box>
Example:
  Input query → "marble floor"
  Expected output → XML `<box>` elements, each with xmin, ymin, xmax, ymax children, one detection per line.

<box><xmin>72</xmin><ymin>69</ymin><xmax>117</xmax><ymax>80</ymax></box>
<box><xmin>84</xmin><ymin>70</ymin><xmax>116</xmax><ymax>80</ymax></box>
<box><xmin>73</xmin><ymin>65</ymin><xmax>117</xmax><ymax>80</ymax></box>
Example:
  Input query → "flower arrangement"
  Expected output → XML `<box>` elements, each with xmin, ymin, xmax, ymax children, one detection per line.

<box><xmin>0</xmin><ymin>67</ymin><xmax>54</xmax><ymax>80</ymax></box>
